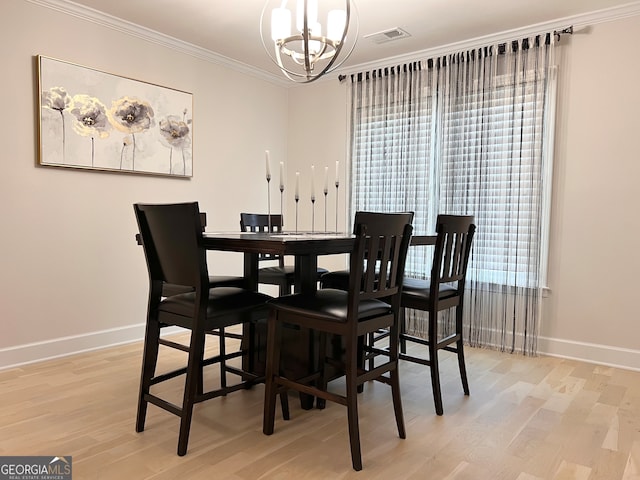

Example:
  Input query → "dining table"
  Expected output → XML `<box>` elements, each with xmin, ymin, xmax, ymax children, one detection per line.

<box><xmin>201</xmin><ymin>230</ymin><xmax>356</xmax><ymax>408</ymax></box>
<box><xmin>201</xmin><ymin>230</ymin><xmax>436</xmax><ymax>409</ymax></box>
<box><xmin>201</xmin><ymin>231</ymin><xmax>436</xmax><ymax>290</ymax></box>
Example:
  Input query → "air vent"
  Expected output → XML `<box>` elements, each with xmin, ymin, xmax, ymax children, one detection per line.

<box><xmin>364</xmin><ymin>28</ymin><xmax>411</xmax><ymax>45</ymax></box>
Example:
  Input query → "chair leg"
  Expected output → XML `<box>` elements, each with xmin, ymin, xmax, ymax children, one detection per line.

<box><xmin>457</xmin><ymin>338</ymin><xmax>470</xmax><ymax>396</ymax></box>
<box><xmin>136</xmin><ymin>318</ymin><xmax>161</xmax><ymax>433</ymax></box>
<box><xmin>177</xmin><ymin>328</ymin><xmax>206</xmax><ymax>456</ymax></box>
<box><xmin>263</xmin><ymin>310</ymin><xmax>282</xmax><ymax>435</ymax></box>
<box><xmin>367</xmin><ymin>332</ymin><xmax>375</xmax><ymax>371</ymax></box>
<box><xmin>428</xmin><ymin>309</ymin><xmax>444</xmax><ymax>416</ymax></box>
<box><xmin>388</xmin><ymin>323</ymin><xmax>406</xmax><ymax>439</ymax></box>
<box><xmin>219</xmin><ymin>327</ymin><xmax>227</xmax><ymax>392</ymax></box>
<box><xmin>356</xmin><ymin>335</ymin><xmax>365</xmax><ymax>394</ymax></box>
<box><xmin>316</xmin><ymin>332</ymin><xmax>328</xmax><ymax>409</ymax></box>
<box><xmin>279</xmin><ymin>390</ymin><xmax>290</xmax><ymax>420</ymax></box>
<box><xmin>455</xmin><ymin>306</ymin><xmax>470</xmax><ymax>396</ymax></box>
<box><xmin>196</xmin><ymin>333</ymin><xmax>206</xmax><ymax>396</ymax></box>
<box><xmin>345</xmin><ymin>341</ymin><xmax>363</xmax><ymax>471</ymax></box>
<box><xmin>399</xmin><ymin>308</ymin><xmax>407</xmax><ymax>354</ymax></box>
<box><xmin>429</xmin><ymin>342</ymin><xmax>443</xmax><ymax>416</ymax></box>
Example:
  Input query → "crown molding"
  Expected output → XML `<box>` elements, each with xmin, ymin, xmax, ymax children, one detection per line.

<box><xmin>25</xmin><ymin>0</ymin><xmax>291</xmax><ymax>87</ymax></box>
<box><xmin>26</xmin><ymin>0</ymin><xmax>640</xmax><ymax>88</ymax></box>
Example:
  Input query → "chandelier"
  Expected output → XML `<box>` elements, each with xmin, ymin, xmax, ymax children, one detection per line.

<box><xmin>260</xmin><ymin>0</ymin><xmax>358</xmax><ymax>83</ymax></box>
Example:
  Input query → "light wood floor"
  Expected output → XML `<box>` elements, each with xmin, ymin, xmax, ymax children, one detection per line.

<box><xmin>1</xmin><ymin>330</ymin><xmax>639</xmax><ymax>479</ymax></box>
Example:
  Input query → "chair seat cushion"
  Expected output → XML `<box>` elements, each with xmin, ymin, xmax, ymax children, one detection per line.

<box><xmin>162</xmin><ymin>275</ymin><xmax>245</xmax><ymax>297</ymax></box>
<box><xmin>159</xmin><ymin>287</ymin><xmax>272</xmax><ymax>328</ymax></box>
<box><xmin>267</xmin><ymin>289</ymin><xmax>391</xmax><ymax>323</ymax></box>
<box><xmin>207</xmin><ymin>275</ymin><xmax>247</xmax><ymax>287</ymax></box>
<box><xmin>258</xmin><ymin>265</ymin><xmax>295</xmax><ymax>282</ymax></box>
<box><xmin>320</xmin><ymin>270</ymin><xmax>350</xmax><ymax>289</ymax></box>
<box><xmin>259</xmin><ymin>266</ymin><xmax>330</xmax><ymax>284</ymax></box>
<box><xmin>401</xmin><ymin>277</ymin><xmax>458</xmax><ymax>302</ymax></box>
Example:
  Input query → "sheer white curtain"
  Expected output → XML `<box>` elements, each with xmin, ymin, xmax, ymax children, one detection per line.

<box><xmin>348</xmin><ymin>34</ymin><xmax>558</xmax><ymax>355</ymax></box>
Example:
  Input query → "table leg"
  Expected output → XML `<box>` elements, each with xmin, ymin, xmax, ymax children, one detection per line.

<box><xmin>243</xmin><ymin>252</ymin><xmax>258</xmax><ymax>291</ymax></box>
<box><xmin>242</xmin><ymin>252</ymin><xmax>260</xmax><ymax>377</ymax></box>
<box><xmin>294</xmin><ymin>254</ymin><xmax>318</xmax><ymax>294</ymax></box>
<box><xmin>295</xmin><ymin>253</ymin><xmax>319</xmax><ymax>409</ymax></box>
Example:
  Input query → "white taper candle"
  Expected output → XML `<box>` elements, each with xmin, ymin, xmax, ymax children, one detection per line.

<box><xmin>265</xmin><ymin>150</ymin><xmax>271</xmax><ymax>180</ymax></box>
<box><xmin>279</xmin><ymin>161</ymin><xmax>284</xmax><ymax>190</ymax></box>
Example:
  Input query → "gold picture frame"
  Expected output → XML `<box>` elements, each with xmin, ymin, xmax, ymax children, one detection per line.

<box><xmin>37</xmin><ymin>55</ymin><xmax>193</xmax><ymax>178</ymax></box>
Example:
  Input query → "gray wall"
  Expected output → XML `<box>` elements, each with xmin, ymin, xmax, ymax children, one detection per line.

<box><xmin>2</xmin><ymin>0</ymin><xmax>639</xmax><ymax>370</ymax></box>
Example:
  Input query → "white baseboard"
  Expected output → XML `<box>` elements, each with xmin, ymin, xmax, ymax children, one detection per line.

<box><xmin>537</xmin><ymin>336</ymin><xmax>640</xmax><ymax>372</ymax></box>
<box><xmin>0</xmin><ymin>324</ymin><xmax>151</xmax><ymax>371</ymax></box>
<box><xmin>3</xmin><ymin>328</ymin><xmax>639</xmax><ymax>373</ymax></box>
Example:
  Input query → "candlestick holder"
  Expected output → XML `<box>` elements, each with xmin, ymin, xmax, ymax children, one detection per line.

<box><xmin>311</xmin><ymin>195</ymin><xmax>316</xmax><ymax>233</ymax></box>
<box><xmin>295</xmin><ymin>196</ymin><xmax>299</xmax><ymax>234</ymax></box>
<box><xmin>335</xmin><ymin>181</ymin><xmax>340</xmax><ymax>233</ymax></box>
<box><xmin>280</xmin><ymin>185</ymin><xmax>284</xmax><ymax>228</ymax></box>
<box><xmin>266</xmin><ymin>175</ymin><xmax>272</xmax><ymax>232</ymax></box>
<box><xmin>323</xmin><ymin>189</ymin><xmax>328</xmax><ymax>232</ymax></box>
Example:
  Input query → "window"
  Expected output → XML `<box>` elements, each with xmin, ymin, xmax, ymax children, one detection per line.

<box><xmin>349</xmin><ymin>39</ymin><xmax>558</xmax><ymax>356</ymax></box>
<box><xmin>350</xmin><ymin>44</ymin><xmax>556</xmax><ymax>291</ymax></box>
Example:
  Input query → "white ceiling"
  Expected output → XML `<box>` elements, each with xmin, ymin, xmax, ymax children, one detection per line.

<box><xmin>63</xmin><ymin>0</ymin><xmax>638</xmax><ymax>81</ymax></box>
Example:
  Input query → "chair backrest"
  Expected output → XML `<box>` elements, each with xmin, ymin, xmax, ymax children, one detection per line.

<box><xmin>240</xmin><ymin>213</ymin><xmax>284</xmax><ymax>264</ymax></box>
<box><xmin>134</xmin><ymin>202</ymin><xmax>208</xmax><ymax>291</ymax></box>
<box><xmin>348</xmin><ymin>211</ymin><xmax>414</xmax><ymax>307</ymax></box>
<box><xmin>431</xmin><ymin>214</ymin><xmax>476</xmax><ymax>296</ymax></box>
<box><xmin>240</xmin><ymin>213</ymin><xmax>283</xmax><ymax>233</ymax></box>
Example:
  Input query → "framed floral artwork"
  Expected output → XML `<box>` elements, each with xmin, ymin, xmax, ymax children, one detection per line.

<box><xmin>37</xmin><ymin>55</ymin><xmax>193</xmax><ymax>177</ymax></box>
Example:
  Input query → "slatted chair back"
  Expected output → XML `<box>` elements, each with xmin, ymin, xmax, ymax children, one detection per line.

<box><xmin>240</xmin><ymin>213</ymin><xmax>284</xmax><ymax>264</ymax></box>
<box><xmin>429</xmin><ymin>214</ymin><xmax>476</xmax><ymax>308</ymax></box>
<box><xmin>348</xmin><ymin>211</ymin><xmax>414</xmax><ymax>304</ymax></box>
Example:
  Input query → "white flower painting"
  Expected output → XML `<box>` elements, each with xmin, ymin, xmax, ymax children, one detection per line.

<box><xmin>38</xmin><ymin>55</ymin><xmax>193</xmax><ymax>177</ymax></box>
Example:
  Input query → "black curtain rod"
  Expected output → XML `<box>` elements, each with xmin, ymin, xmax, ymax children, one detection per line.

<box><xmin>339</xmin><ymin>61</ymin><xmax>420</xmax><ymax>83</ymax></box>
<box><xmin>554</xmin><ymin>25</ymin><xmax>574</xmax><ymax>41</ymax></box>
<box><xmin>339</xmin><ymin>26</ymin><xmax>573</xmax><ymax>83</ymax></box>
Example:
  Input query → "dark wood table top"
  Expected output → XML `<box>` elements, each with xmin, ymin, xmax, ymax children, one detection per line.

<box><xmin>202</xmin><ymin>231</ymin><xmax>435</xmax><ymax>251</ymax></box>
<box><xmin>201</xmin><ymin>231</ymin><xmax>357</xmax><ymax>256</ymax></box>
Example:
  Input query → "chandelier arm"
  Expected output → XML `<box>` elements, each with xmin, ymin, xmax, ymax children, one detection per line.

<box><xmin>302</xmin><ymin>0</ymin><xmax>312</xmax><ymax>77</ymax></box>
<box><xmin>302</xmin><ymin>0</ymin><xmax>352</xmax><ymax>80</ymax></box>
<box><xmin>274</xmin><ymin>43</ymin><xmax>305</xmax><ymax>81</ymax></box>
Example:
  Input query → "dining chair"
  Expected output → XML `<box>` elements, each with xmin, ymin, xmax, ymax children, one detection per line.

<box><xmin>262</xmin><ymin>211</ymin><xmax>414</xmax><ymax>471</ymax></box>
<box><xmin>134</xmin><ymin>202</ymin><xmax>274</xmax><ymax>456</ymax></box>
<box><xmin>321</xmin><ymin>214</ymin><xmax>476</xmax><ymax>415</ymax></box>
<box><xmin>239</xmin><ymin>213</ymin><xmax>328</xmax><ymax>295</ymax></box>
<box><xmin>399</xmin><ymin>214</ymin><xmax>476</xmax><ymax>415</ymax></box>
<box><xmin>162</xmin><ymin>212</ymin><xmax>245</xmax><ymax>297</ymax></box>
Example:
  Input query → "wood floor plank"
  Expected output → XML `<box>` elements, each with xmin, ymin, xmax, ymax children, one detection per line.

<box><xmin>1</xmin><ymin>335</ymin><xmax>639</xmax><ymax>479</ymax></box>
